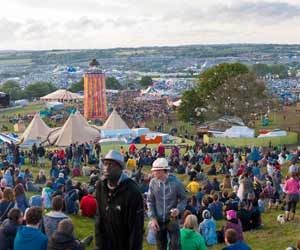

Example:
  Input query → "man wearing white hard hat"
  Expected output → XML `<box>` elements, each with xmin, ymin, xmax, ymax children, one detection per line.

<box><xmin>95</xmin><ymin>150</ymin><xmax>144</xmax><ymax>250</ymax></box>
<box><xmin>148</xmin><ymin>157</ymin><xmax>187</xmax><ymax>250</ymax></box>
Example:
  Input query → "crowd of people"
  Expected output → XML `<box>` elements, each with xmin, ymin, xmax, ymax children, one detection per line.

<box><xmin>0</xmin><ymin>138</ymin><xmax>300</xmax><ymax>249</ymax></box>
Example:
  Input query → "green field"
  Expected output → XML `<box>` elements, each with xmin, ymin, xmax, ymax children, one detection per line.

<box><xmin>0</xmin><ymin>59</ymin><xmax>32</xmax><ymax>65</ymax></box>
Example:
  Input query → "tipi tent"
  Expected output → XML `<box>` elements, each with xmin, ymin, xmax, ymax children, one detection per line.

<box><xmin>20</xmin><ymin>113</ymin><xmax>54</xmax><ymax>145</ymax></box>
<box><xmin>47</xmin><ymin>111</ymin><xmax>99</xmax><ymax>146</ymax></box>
<box><xmin>40</xmin><ymin>89</ymin><xmax>83</xmax><ymax>102</ymax></box>
<box><xmin>100</xmin><ymin>110</ymin><xmax>131</xmax><ymax>137</ymax></box>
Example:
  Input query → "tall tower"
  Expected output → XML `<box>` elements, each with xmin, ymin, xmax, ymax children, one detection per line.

<box><xmin>84</xmin><ymin>59</ymin><xmax>107</xmax><ymax>120</ymax></box>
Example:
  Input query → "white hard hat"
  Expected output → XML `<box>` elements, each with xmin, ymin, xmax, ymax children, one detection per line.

<box><xmin>151</xmin><ymin>158</ymin><xmax>170</xmax><ymax>171</ymax></box>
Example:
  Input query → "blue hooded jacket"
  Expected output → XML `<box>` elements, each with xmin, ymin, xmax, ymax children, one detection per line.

<box><xmin>14</xmin><ymin>226</ymin><xmax>48</xmax><ymax>250</ymax></box>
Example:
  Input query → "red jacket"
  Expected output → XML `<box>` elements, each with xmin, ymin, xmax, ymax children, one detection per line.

<box><xmin>80</xmin><ymin>194</ymin><xmax>97</xmax><ymax>217</ymax></box>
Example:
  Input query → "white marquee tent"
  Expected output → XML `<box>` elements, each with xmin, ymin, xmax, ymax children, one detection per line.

<box><xmin>40</xmin><ymin>89</ymin><xmax>83</xmax><ymax>102</ymax></box>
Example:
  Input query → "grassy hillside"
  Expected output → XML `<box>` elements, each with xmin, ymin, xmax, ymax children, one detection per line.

<box><xmin>22</xmin><ymin>144</ymin><xmax>300</xmax><ymax>250</ymax></box>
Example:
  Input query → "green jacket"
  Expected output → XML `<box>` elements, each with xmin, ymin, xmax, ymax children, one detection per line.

<box><xmin>180</xmin><ymin>228</ymin><xmax>207</xmax><ymax>250</ymax></box>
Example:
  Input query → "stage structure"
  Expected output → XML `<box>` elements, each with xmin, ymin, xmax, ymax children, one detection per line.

<box><xmin>84</xmin><ymin>59</ymin><xmax>107</xmax><ymax>120</ymax></box>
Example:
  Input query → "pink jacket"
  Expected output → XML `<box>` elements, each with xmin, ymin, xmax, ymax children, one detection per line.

<box><xmin>284</xmin><ymin>178</ymin><xmax>300</xmax><ymax>194</ymax></box>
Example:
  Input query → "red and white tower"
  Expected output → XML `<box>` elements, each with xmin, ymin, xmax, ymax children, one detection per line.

<box><xmin>84</xmin><ymin>59</ymin><xmax>107</xmax><ymax>120</ymax></box>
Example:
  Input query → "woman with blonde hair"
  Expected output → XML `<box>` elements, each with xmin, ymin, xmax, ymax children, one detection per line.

<box><xmin>0</xmin><ymin>187</ymin><xmax>15</xmax><ymax>223</ymax></box>
<box><xmin>180</xmin><ymin>214</ymin><xmax>206</xmax><ymax>250</ymax></box>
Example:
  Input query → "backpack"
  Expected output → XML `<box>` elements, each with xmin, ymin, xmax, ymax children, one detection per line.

<box><xmin>64</xmin><ymin>189</ymin><xmax>79</xmax><ymax>214</ymax></box>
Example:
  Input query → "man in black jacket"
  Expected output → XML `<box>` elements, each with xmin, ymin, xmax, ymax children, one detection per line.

<box><xmin>95</xmin><ymin>150</ymin><xmax>144</xmax><ymax>250</ymax></box>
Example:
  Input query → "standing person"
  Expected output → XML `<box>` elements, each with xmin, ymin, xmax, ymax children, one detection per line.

<box><xmin>31</xmin><ymin>143</ymin><xmax>38</xmax><ymax>167</ymax></box>
<box><xmin>284</xmin><ymin>172</ymin><xmax>300</xmax><ymax>221</ymax></box>
<box><xmin>95</xmin><ymin>150</ymin><xmax>144</xmax><ymax>250</ymax></box>
<box><xmin>37</xmin><ymin>144</ymin><xmax>45</xmax><ymax>168</ymax></box>
<box><xmin>148</xmin><ymin>157</ymin><xmax>187</xmax><ymax>250</ymax></box>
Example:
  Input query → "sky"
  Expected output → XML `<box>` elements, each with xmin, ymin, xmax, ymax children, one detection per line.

<box><xmin>0</xmin><ymin>0</ymin><xmax>300</xmax><ymax>50</ymax></box>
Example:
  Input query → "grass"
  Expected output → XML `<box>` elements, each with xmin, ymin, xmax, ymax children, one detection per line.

<box><xmin>0</xmin><ymin>59</ymin><xmax>32</xmax><ymax>65</ymax></box>
<box><xmin>22</xmin><ymin>147</ymin><xmax>300</xmax><ymax>250</ymax></box>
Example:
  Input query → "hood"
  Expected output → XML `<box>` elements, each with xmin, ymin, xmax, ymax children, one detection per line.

<box><xmin>2</xmin><ymin>219</ymin><xmax>19</xmax><ymax>235</ymax></box>
<box><xmin>51</xmin><ymin>231</ymin><xmax>75</xmax><ymax>245</ymax></box>
<box><xmin>16</xmin><ymin>226</ymin><xmax>43</xmax><ymax>242</ymax></box>
<box><xmin>180</xmin><ymin>228</ymin><xmax>195</xmax><ymax>239</ymax></box>
<box><xmin>118</xmin><ymin>172</ymin><xmax>129</xmax><ymax>184</ymax></box>
<box><xmin>43</xmin><ymin>187</ymin><xmax>53</xmax><ymax>193</ymax></box>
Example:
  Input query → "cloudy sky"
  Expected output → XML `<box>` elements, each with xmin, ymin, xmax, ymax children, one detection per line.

<box><xmin>0</xmin><ymin>0</ymin><xmax>300</xmax><ymax>50</ymax></box>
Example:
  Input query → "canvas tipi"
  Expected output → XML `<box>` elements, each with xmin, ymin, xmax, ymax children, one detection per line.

<box><xmin>20</xmin><ymin>113</ymin><xmax>54</xmax><ymax>145</ymax></box>
<box><xmin>47</xmin><ymin>111</ymin><xmax>99</xmax><ymax>146</ymax></box>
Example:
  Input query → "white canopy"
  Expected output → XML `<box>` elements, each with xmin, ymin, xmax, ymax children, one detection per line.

<box><xmin>223</xmin><ymin>126</ymin><xmax>255</xmax><ymax>138</ymax></box>
<box><xmin>40</xmin><ymin>89</ymin><xmax>83</xmax><ymax>102</ymax></box>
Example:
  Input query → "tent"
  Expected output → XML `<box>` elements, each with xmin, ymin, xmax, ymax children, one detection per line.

<box><xmin>222</xmin><ymin>126</ymin><xmax>255</xmax><ymax>138</ymax></box>
<box><xmin>40</xmin><ymin>89</ymin><xmax>83</xmax><ymax>102</ymax></box>
<box><xmin>100</xmin><ymin>110</ymin><xmax>131</xmax><ymax>137</ymax></box>
<box><xmin>141</xmin><ymin>86</ymin><xmax>159</xmax><ymax>96</ymax></box>
<box><xmin>19</xmin><ymin>113</ymin><xmax>54</xmax><ymax>146</ymax></box>
<box><xmin>172</xmin><ymin>99</ymin><xmax>182</xmax><ymax>107</ymax></box>
<box><xmin>46</xmin><ymin>101</ymin><xmax>64</xmax><ymax>111</ymax></box>
<box><xmin>47</xmin><ymin>111</ymin><xmax>100</xmax><ymax>146</ymax></box>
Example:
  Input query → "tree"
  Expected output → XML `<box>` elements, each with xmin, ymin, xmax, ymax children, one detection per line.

<box><xmin>139</xmin><ymin>76</ymin><xmax>153</xmax><ymax>87</ymax></box>
<box><xmin>69</xmin><ymin>78</ymin><xmax>84</xmax><ymax>92</ymax></box>
<box><xmin>106</xmin><ymin>77</ymin><xmax>123</xmax><ymax>89</ymax></box>
<box><xmin>178</xmin><ymin>63</ymin><xmax>275</xmax><ymax>123</ymax></box>
<box><xmin>0</xmin><ymin>80</ymin><xmax>24</xmax><ymax>101</ymax></box>
<box><xmin>178</xmin><ymin>89</ymin><xmax>205</xmax><ymax>123</ymax></box>
<box><xmin>24</xmin><ymin>82</ymin><xmax>57</xmax><ymax>100</ymax></box>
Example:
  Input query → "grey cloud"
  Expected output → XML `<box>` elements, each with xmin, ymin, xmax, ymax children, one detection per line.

<box><xmin>161</xmin><ymin>1</ymin><xmax>300</xmax><ymax>25</ymax></box>
<box><xmin>218</xmin><ymin>1</ymin><xmax>300</xmax><ymax>21</ymax></box>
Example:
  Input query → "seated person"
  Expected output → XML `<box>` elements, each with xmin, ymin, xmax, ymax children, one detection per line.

<box><xmin>237</xmin><ymin>201</ymin><xmax>251</xmax><ymax>231</ymax></box>
<box><xmin>207</xmin><ymin>164</ymin><xmax>217</xmax><ymax>175</ymax></box>
<box><xmin>221</xmin><ymin>210</ymin><xmax>244</xmax><ymax>243</ymax></box>
<box><xmin>80</xmin><ymin>187</ymin><xmax>97</xmax><ymax>217</ymax></box>
<box><xmin>208</xmin><ymin>193</ymin><xmax>223</xmax><ymax>220</ymax></box>
<box><xmin>222</xmin><ymin>228</ymin><xmax>251</xmax><ymax>250</ymax></box>
<box><xmin>35</xmin><ymin>169</ymin><xmax>47</xmax><ymax>185</ymax></box>
<box><xmin>14</xmin><ymin>206</ymin><xmax>48</xmax><ymax>250</ymax></box>
<box><xmin>199</xmin><ymin>209</ymin><xmax>217</xmax><ymax>247</ymax></box>
<box><xmin>47</xmin><ymin>219</ymin><xmax>85</xmax><ymax>250</ymax></box>
<box><xmin>42</xmin><ymin>196</ymin><xmax>69</xmax><ymax>238</ymax></box>
<box><xmin>0</xmin><ymin>208</ymin><xmax>23</xmax><ymax>250</ymax></box>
